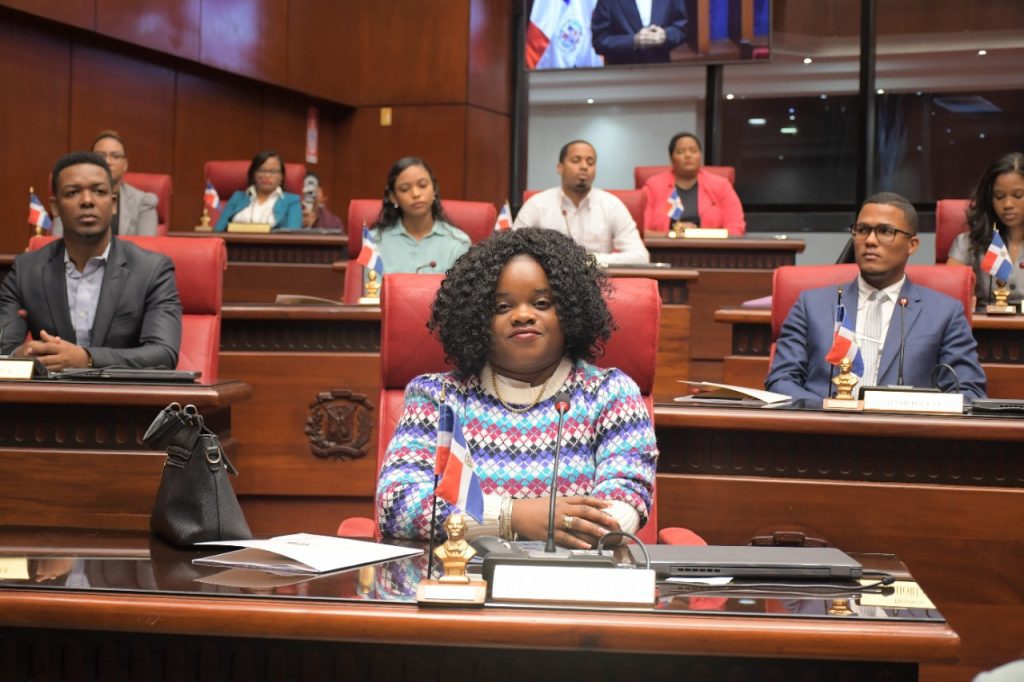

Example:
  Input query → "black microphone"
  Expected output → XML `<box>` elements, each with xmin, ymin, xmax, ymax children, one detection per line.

<box><xmin>414</xmin><ymin>260</ymin><xmax>437</xmax><ymax>274</ymax></box>
<box><xmin>896</xmin><ymin>297</ymin><xmax>908</xmax><ymax>386</ymax></box>
<box><xmin>544</xmin><ymin>391</ymin><xmax>571</xmax><ymax>554</ymax></box>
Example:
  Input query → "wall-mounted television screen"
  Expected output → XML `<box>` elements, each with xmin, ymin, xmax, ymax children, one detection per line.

<box><xmin>525</xmin><ymin>0</ymin><xmax>771</xmax><ymax>70</ymax></box>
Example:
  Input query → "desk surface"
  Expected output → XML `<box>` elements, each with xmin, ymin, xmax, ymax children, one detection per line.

<box><xmin>0</xmin><ymin>528</ymin><xmax>957</xmax><ymax>666</ymax></box>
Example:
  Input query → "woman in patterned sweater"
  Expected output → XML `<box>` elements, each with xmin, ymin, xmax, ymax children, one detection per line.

<box><xmin>376</xmin><ymin>228</ymin><xmax>657</xmax><ymax>548</ymax></box>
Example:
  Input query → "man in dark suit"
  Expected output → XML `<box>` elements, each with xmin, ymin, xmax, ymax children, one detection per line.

<box><xmin>0</xmin><ymin>152</ymin><xmax>181</xmax><ymax>370</ymax></box>
<box><xmin>592</xmin><ymin>0</ymin><xmax>688</xmax><ymax>65</ymax></box>
<box><xmin>766</xmin><ymin>192</ymin><xmax>986</xmax><ymax>401</ymax></box>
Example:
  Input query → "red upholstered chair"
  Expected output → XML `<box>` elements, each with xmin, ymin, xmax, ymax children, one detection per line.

<box><xmin>345</xmin><ymin>199</ymin><xmax>498</xmax><ymax>259</ymax></box>
<box><xmin>203</xmin><ymin>160</ymin><xmax>306</xmax><ymax>224</ymax></box>
<box><xmin>770</xmin><ymin>264</ymin><xmax>976</xmax><ymax>345</ymax></box>
<box><xmin>27</xmin><ymin>235</ymin><xmax>227</xmax><ymax>383</ymax></box>
<box><xmin>122</xmin><ymin>172</ymin><xmax>172</xmax><ymax>235</ymax></box>
<box><xmin>633</xmin><ymin>165</ymin><xmax>736</xmax><ymax>189</ymax></box>
<box><xmin>337</xmin><ymin>274</ymin><xmax>702</xmax><ymax>546</ymax></box>
<box><xmin>935</xmin><ymin>199</ymin><xmax>970</xmax><ymax>264</ymax></box>
<box><xmin>521</xmin><ymin>189</ymin><xmax>648</xmax><ymax>236</ymax></box>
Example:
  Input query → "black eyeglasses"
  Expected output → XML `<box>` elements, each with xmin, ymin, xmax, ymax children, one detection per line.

<box><xmin>849</xmin><ymin>223</ymin><xmax>915</xmax><ymax>243</ymax></box>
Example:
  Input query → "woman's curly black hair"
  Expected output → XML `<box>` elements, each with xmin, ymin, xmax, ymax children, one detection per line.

<box><xmin>429</xmin><ymin>227</ymin><xmax>615</xmax><ymax>379</ymax></box>
<box><xmin>965</xmin><ymin>152</ymin><xmax>1024</xmax><ymax>260</ymax></box>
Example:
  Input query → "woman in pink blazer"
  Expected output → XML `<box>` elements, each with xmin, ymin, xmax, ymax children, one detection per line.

<box><xmin>642</xmin><ymin>132</ymin><xmax>746</xmax><ymax>236</ymax></box>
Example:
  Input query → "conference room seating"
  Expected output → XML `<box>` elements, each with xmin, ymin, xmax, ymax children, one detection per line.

<box><xmin>521</xmin><ymin>189</ymin><xmax>649</xmax><ymax>236</ymax></box>
<box><xmin>770</xmin><ymin>264</ymin><xmax>977</xmax><ymax>347</ymax></box>
<box><xmin>27</xmin><ymin>235</ymin><xmax>227</xmax><ymax>382</ymax></box>
<box><xmin>122</xmin><ymin>172</ymin><xmax>172</xmax><ymax>235</ymax></box>
<box><xmin>203</xmin><ymin>159</ymin><xmax>307</xmax><ymax>223</ymax></box>
<box><xmin>337</xmin><ymin>273</ymin><xmax>702</xmax><ymax>546</ymax></box>
<box><xmin>935</xmin><ymin>198</ymin><xmax>970</xmax><ymax>264</ymax></box>
<box><xmin>633</xmin><ymin>165</ymin><xmax>737</xmax><ymax>189</ymax></box>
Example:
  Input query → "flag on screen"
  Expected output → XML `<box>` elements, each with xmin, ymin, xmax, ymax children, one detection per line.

<box><xmin>357</xmin><ymin>226</ymin><xmax>385</xmax><ymax>275</ymax></box>
<box><xmin>28</xmin><ymin>191</ymin><xmax>52</xmax><ymax>232</ymax></box>
<box><xmin>525</xmin><ymin>0</ymin><xmax>602</xmax><ymax>69</ymax></box>
<box><xmin>494</xmin><ymin>201</ymin><xmax>512</xmax><ymax>231</ymax></box>
<box><xmin>435</xmin><ymin>415</ymin><xmax>484</xmax><ymax>524</ymax></box>
<box><xmin>825</xmin><ymin>304</ymin><xmax>864</xmax><ymax>376</ymax></box>
<box><xmin>203</xmin><ymin>180</ymin><xmax>220</xmax><ymax>210</ymax></box>
<box><xmin>666</xmin><ymin>188</ymin><xmax>685</xmax><ymax>222</ymax></box>
<box><xmin>980</xmin><ymin>230</ymin><xmax>1013</xmax><ymax>282</ymax></box>
<box><xmin>434</xmin><ymin>402</ymin><xmax>455</xmax><ymax>476</ymax></box>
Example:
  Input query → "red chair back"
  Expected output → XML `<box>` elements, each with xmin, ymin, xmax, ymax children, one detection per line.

<box><xmin>771</xmin><ymin>264</ymin><xmax>976</xmax><ymax>341</ymax></box>
<box><xmin>27</xmin><ymin>235</ymin><xmax>226</xmax><ymax>382</ymax></box>
<box><xmin>377</xmin><ymin>274</ymin><xmax>662</xmax><ymax>542</ymax></box>
<box><xmin>521</xmin><ymin>189</ymin><xmax>648</xmax><ymax>237</ymax></box>
<box><xmin>122</xmin><ymin>172</ymin><xmax>172</xmax><ymax>235</ymax></box>
<box><xmin>935</xmin><ymin>199</ymin><xmax>970</xmax><ymax>264</ymax></box>
<box><xmin>633</xmin><ymin>165</ymin><xmax>736</xmax><ymax>189</ymax></box>
<box><xmin>345</xmin><ymin>199</ymin><xmax>498</xmax><ymax>258</ymax></box>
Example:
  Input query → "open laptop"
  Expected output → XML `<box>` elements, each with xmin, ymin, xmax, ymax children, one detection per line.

<box><xmin>47</xmin><ymin>367</ymin><xmax>201</xmax><ymax>383</ymax></box>
<box><xmin>630</xmin><ymin>545</ymin><xmax>863</xmax><ymax>580</ymax></box>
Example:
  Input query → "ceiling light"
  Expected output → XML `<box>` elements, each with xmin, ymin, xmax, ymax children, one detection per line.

<box><xmin>725</xmin><ymin>93</ymin><xmax>735</xmax><ymax>100</ymax></box>
<box><xmin>876</xmin><ymin>88</ymin><xmax>885</xmax><ymax>95</ymax></box>
<box><xmin>820</xmin><ymin>94</ymin><xmax>828</xmax><ymax>100</ymax></box>
<box><xmin>977</xmin><ymin>49</ymin><xmax>987</xmax><ymax>56</ymax></box>
<box><xmin>803</xmin><ymin>57</ymin><xmax>813</xmax><ymax>64</ymax></box>
<box><xmin>780</xmin><ymin>127</ymin><xmax>798</xmax><ymax>135</ymax></box>
<box><xmin>586</xmin><ymin>98</ymin><xmax>594</xmax><ymax>104</ymax></box>
<box><xmin>747</xmin><ymin>118</ymin><xmax>767</xmax><ymax>126</ymax></box>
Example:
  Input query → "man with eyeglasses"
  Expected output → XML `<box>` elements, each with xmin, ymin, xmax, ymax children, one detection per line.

<box><xmin>52</xmin><ymin>130</ymin><xmax>158</xmax><ymax>237</ymax></box>
<box><xmin>766</xmin><ymin>192</ymin><xmax>986</xmax><ymax>401</ymax></box>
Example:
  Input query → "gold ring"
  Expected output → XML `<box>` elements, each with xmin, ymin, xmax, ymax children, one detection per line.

<box><xmin>562</xmin><ymin>514</ymin><xmax>574</xmax><ymax>531</ymax></box>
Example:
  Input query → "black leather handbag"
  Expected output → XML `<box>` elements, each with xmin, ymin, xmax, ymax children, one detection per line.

<box><xmin>144</xmin><ymin>402</ymin><xmax>252</xmax><ymax>547</ymax></box>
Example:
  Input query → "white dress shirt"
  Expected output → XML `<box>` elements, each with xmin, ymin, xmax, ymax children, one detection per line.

<box><xmin>512</xmin><ymin>187</ymin><xmax>650</xmax><ymax>266</ymax></box>
<box><xmin>635</xmin><ymin>0</ymin><xmax>653</xmax><ymax>26</ymax></box>
<box><xmin>234</xmin><ymin>185</ymin><xmax>282</xmax><ymax>225</ymax></box>
<box><xmin>855</xmin><ymin>275</ymin><xmax>905</xmax><ymax>354</ymax></box>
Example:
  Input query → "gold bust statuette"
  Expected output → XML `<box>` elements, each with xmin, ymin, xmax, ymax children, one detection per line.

<box><xmin>415</xmin><ymin>513</ymin><xmax>487</xmax><ymax>606</ymax></box>
<box><xmin>823</xmin><ymin>356</ymin><xmax>863</xmax><ymax>411</ymax></box>
<box><xmin>358</xmin><ymin>269</ymin><xmax>382</xmax><ymax>305</ymax></box>
<box><xmin>986</xmin><ymin>279</ymin><xmax>1016</xmax><ymax>315</ymax></box>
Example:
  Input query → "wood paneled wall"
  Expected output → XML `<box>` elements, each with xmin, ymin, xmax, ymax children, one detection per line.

<box><xmin>0</xmin><ymin>1</ymin><xmax>513</xmax><ymax>253</ymax></box>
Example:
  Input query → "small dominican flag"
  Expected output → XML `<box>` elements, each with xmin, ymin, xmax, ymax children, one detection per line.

<box><xmin>203</xmin><ymin>180</ymin><xmax>220</xmax><ymax>210</ymax></box>
<box><xmin>666</xmin><ymin>188</ymin><xmax>684</xmax><ymax>222</ymax></box>
<box><xmin>28</xmin><ymin>191</ymin><xmax>52</xmax><ymax>232</ymax></box>
<box><xmin>981</xmin><ymin>230</ymin><xmax>1013</xmax><ymax>283</ymax></box>
<box><xmin>357</xmin><ymin>226</ymin><xmax>385</xmax><ymax>275</ymax></box>
<box><xmin>494</xmin><ymin>201</ymin><xmax>512</xmax><ymax>231</ymax></box>
<box><xmin>435</xmin><ymin>414</ymin><xmax>484</xmax><ymax>524</ymax></box>
<box><xmin>434</xmin><ymin>402</ymin><xmax>455</xmax><ymax>476</ymax></box>
<box><xmin>825</xmin><ymin>304</ymin><xmax>864</xmax><ymax>376</ymax></box>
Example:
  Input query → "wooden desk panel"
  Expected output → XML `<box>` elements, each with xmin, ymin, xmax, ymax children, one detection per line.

<box><xmin>653</xmin><ymin>405</ymin><xmax>1024</xmax><ymax>681</ymax></box>
<box><xmin>645</xmin><ymin>237</ymin><xmax>804</xmax><ymax>382</ymax></box>
<box><xmin>0</xmin><ymin>381</ymin><xmax>251</xmax><ymax>530</ymax></box>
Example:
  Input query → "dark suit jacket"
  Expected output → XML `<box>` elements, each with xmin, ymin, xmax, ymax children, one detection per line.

<box><xmin>0</xmin><ymin>237</ymin><xmax>182</xmax><ymax>368</ymax></box>
<box><xmin>765</xmin><ymin>277</ymin><xmax>987</xmax><ymax>400</ymax></box>
<box><xmin>592</xmin><ymin>0</ymin><xmax>688</xmax><ymax>65</ymax></box>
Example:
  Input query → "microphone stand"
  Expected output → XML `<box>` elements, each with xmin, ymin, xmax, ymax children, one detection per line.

<box><xmin>827</xmin><ymin>287</ymin><xmax>842</xmax><ymax>397</ymax></box>
<box><xmin>896</xmin><ymin>298</ymin><xmax>908</xmax><ymax>386</ymax></box>
<box><xmin>543</xmin><ymin>394</ymin><xmax>570</xmax><ymax>554</ymax></box>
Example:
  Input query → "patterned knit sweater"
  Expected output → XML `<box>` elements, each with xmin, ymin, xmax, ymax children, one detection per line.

<box><xmin>376</xmin><ymin>360</ymin><xmax>658</xmax><ymax>540</ymax></box>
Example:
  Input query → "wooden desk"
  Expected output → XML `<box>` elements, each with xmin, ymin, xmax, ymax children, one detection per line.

<box><xmin>0</xmin><ymin>529</ymin><xmax>958</xmax><ymax>681</ymax></box>
<box><xmin>653</xmin><ymin>404</ymin><xmax>1024</xmax><ymax>681</ymax></box>
<box><xmin>716</xmin><ymin>307</ymin><xmax>1024</xmax><ymax>397</ymax></box>
<box><xmin>168</xmin><ymin>231</ymin><xmax>348</xmax><ymax>303</ymax></box>
<box><xmin>0</xmin><ymin>380</ymin><xmax>251</xmax><ymax>530</ymax></box>
<box><xmin>644</xmin><ymin>237</ymin><xmax>804</xmax><ymax>382</ymax></box>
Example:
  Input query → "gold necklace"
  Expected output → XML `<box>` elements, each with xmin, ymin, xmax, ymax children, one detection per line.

<box><xmin>491</xmin><ymin>370</ymin><xmax>551</xmax><ymax>414</ymax></box>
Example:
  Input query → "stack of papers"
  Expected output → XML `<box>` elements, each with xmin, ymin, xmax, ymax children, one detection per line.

<box><xmin>193</xmin><ymin>533</ymin><xmax>421</xmax><ymax>575</ymax></box>
<box><xmin>675</xmin><ymin>381</ymin><xmax>791</xmax><ymax>406</ymax></box>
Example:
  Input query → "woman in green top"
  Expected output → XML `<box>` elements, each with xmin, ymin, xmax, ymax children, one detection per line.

<box><xmin>370</xmin><ymin>157</ymin><xmax>471</xmax><ymax>274</ymax></box>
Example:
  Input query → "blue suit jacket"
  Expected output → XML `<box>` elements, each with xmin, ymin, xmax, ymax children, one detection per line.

<box><xmin>214</xmin><ymin>191</ymin><xmax>302</xmax><ymax>231</ymax></box>
<box><xmin>765</xmin><ymin>277</ymin><xmax>986</xmax><ymax>401</ymax></box>
<box><xmin>592</xmin><ymin>0</ymin><xmax>688</xmax><ymax>65</ymax></box>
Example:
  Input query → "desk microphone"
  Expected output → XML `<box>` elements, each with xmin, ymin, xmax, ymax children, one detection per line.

<box><xmin>415</xmin><ymin>260</ymin><xmax>437</xmax><ymax>274</ymax></box>
<box><xmin>544</xmin><ymin>391</ymin><xmax>571</xmax><ymax>553</ymax></box>
<box><xmin>896</xmin><ymin>298</ymin><xmax>908</xmax><ymax>386</ymax></box>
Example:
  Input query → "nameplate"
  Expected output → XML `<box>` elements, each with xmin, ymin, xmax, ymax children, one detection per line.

<box><xmin>682</xmin><ymin>228</ymin><xmax>729</xmax><ymax>239</ymax></box>
<box><xmin>0</xmin><ymin>358</ymin><xmax>35</xmax><ymax>381</ymax></box>
<box><xmin>416</xmin><ymin>579</ymin><xmax>487</xmax><ymax>607</ymax></box>
<box><xmin>862</xmin><ymin>390</ymin><xmax>964</xmax><ymax>414</ymax></box>
<box><xmin>859</xmin><ymin>580</ymin><xmax>935</xmax><ymax>609</ymax></box>
<box><xmin>227</xmin><ymin>222</ymin><xmax>272</xmax><ymax>233</ymax></box>
<box><xmin>0</xmin><ymin>557</ymin><xmax>29</xmax><ymax>579</ymax></box>
<box><xmin>490</xmin><ymin>564</ymin><xmax>655</xmax><ymax>607</ymax></box>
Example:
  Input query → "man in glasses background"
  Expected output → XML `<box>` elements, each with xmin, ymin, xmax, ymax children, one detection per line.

<box><xmin>766</xmin><ymin>192</ymin><xmax>986</xmax><ymax>401</ymax></box>
<box><xmin>52</xmin><ymin>130</ymin><xmax>158</xmax><ymax>237</ymax></box>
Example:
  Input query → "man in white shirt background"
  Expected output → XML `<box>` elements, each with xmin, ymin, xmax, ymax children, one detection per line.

<box><xmin>513</xmin><ymin>139</ymin><xmax>650</xmax><ymax>266</ymax></box>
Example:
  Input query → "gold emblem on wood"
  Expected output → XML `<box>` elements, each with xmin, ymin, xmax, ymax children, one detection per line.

<box><xmin>304</xmin><ymin>390</ymin><xmax>373</xmax><ymax>460</ymax></box>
